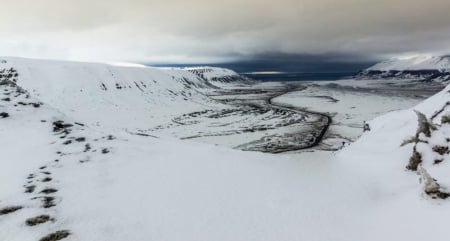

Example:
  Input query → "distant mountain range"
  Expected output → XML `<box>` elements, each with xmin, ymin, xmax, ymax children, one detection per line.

<box><xmin>355</xmin><ymin>55</ymin><xmax>450</xmax><ymax>81</ymax></box>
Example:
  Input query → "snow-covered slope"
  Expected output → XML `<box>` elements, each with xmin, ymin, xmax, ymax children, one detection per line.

<box><xmin>1</xmin><ymin>57</ymin><xmax>450</xmax><ymax>241</ymax></box>
<box><xmin>181</xmin><ymin>66</ymin><xmax>252</xmax><ymax>88</ymax></box>
<box><xmin>0</xmin><ymin>58</ymin><xmax>244</xmax><ymax>130</ymax></box>
<box><xmin>356</xmin><ymin>55</ymin><xmax>450</xmax><ymax>81</ymax></box>
<box><xmin>338</xmin><ymin>83</ymin><xmax>450</xmax><ymax>199</ymax></box>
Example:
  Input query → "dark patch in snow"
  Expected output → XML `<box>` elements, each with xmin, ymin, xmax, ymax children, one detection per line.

<box><xmin>39</xmin><ymin>230</ymin><xmax>70</xmax><ymax>241</ymax></box>
<box><xmin>52</xmin><ymin>120</ymin><xmax>74</xmax><ymax>133</ymax></box>
<box><xmin>26</xmin><ymin>215</ymin><xmax>52</xmax><ymax>226</ymax></box>
<box><xmin>0</xmin><ymin>206</ymin><xmax>22</xmax><ymax>215</ymax></box>
<box><xmin>41</xmin><ymin>177</ymin><xmax>52</xmax><ymax>182</ymax></box>
<box><xmin>25</xmin><ymin>185</ymin><xmax>36</xmax><ymax>193</ymax></box>
<box><xmin>41</xmin><ymin>196</ymin><xmax>56</xmax><ymax>208</ymax></box>
<box><xmin>75</xmin><ymin>137</ymin><xmax>86</xmax><ymax>142</ymax></box>
<box><xmin>84</xmin><ymin>143</ymin><xmax>91</xmax><ymax>152</ymax></box>
<box><xmin>40</xmin><ymin>188</ymin><xmax>58</xmax><ymax>194</ymax></box>
<box><xmin>433</xmin><ymin>146</ymin><xmax>449</xmax><ymax>155</ymax></box>
<box><xmin>62</xmin><ymin>140</ymin><xmax>72</xmax><ymax>145</ymax></box>
<box><xmin>0</xmin><ymin>112</ymin><xmax>9</xmax><ymax>118</ymax></box>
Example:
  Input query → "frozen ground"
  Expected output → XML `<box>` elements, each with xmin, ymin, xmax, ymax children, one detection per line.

<box><xmin>273</xmin><ymin>84</ymin><xmax>425</xmax><ymax>150</ymax></box>
<box><xmin>1</xmin><ymin>57</ymin><xmax>450</xmax><ymax>241</ymax></box>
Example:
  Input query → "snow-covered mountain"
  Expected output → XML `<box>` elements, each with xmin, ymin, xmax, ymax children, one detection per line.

<box><xmin>356</xmin><ymin>55</ymin><xmax>450</xmax><ymax>81</ymax></box>
<box><xmin>1</xmin><ymin>57</ymin><xmax>450</xmax><ymax>241</ymax></box>
<box><xmin>0</xmin><ymin>58</ymin><xmax>243</xmax><ymax>131</ymax></box>
<box><xmin>180</xmin><ymin>66</ymin><xmax>252</xmax><ymax>87</ymax></box>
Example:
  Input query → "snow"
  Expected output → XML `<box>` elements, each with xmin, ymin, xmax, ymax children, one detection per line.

<box><xmin>367</xmin><ymin>55</ymin><xmax>450</xmax><ymax>71</ymax></box>
<box><xmin>1</xmin><ymin>57</ymin><xmax>450</xmax><ymax>241</ymax></box>
<box><xmin>181</xmin><ymin>66</ymin><xmax>239</xmax><ymax>80</ymax></box>
<box><xmin>334</xmin><ymin>83</ymin><xmax>450</xmax><ymax>238</ymax></box>
<box><xmin>272</xmin><ymin>85</ymin><xmax>423</xmax><ymax>147</ymax></box>
<box><xmin>0</xmin><ymin>57</ymin><xmax>228</xmax><ymax>131</ymax></box>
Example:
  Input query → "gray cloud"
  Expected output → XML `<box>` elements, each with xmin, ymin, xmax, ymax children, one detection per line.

<box><xmin>0</xmin><ymin>0</ymin><xmax>449</xmax><ymax>64</ymax></box>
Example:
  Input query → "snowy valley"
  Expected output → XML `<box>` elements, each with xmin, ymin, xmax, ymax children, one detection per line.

<box><xmin>1</xmin><ymin>57</ymin><xmax>450</xmax><ymax>241</ymax></box>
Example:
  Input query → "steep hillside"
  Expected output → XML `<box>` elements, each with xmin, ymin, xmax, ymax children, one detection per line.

<box><xmin>181</xmin><ymin>66</ymin><xmax>252</xmax><ymax>88</ymax></box>
<box><xmin>356</xmin><ymin>55</ymin><xmax>450</xmax><ymax>81</ymax></box>
<box><xmin>0</xmin><ymin>58</ymin><xmax>234</xmax><ymax>130</ymax></box>
<box><xmin>337</xmin><ymin>83</ymin><xmax>450</xmax><ymax>199</ymax></box>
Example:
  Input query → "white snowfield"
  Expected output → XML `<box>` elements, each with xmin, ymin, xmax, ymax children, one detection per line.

<box><xmin>0</xmin><ymin>57</ymin><xmax>228</xmax><ymax>131</ymax></box>
<box><xmin>1</xmin><ymin>57</ymin><xmax>450</xmax><ymax>241</ymax></box>
<box><xmin>367</xmin><ymin>55</ymin><xmax>450</xmax><ymax>71</ymax></box>
<box><xmin>181</xmin><ymin>66</ymin><xmax>240</xmax><ymax>80</ymax></box>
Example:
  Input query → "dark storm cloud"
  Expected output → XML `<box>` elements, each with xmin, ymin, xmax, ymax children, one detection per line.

<box><xmin>0</xmin><ymin>0</ymin><xmax>449</xmax><ymax>65</ymax></box>
<box><xmin>153</xmin><ymin>52</ymin><xmax>377</xmax><ymax>73</ymax></box>
<box><xmin>227</xmin><ymin>53</ymin><xmax>378</xmax><ymax>73</ymax></box>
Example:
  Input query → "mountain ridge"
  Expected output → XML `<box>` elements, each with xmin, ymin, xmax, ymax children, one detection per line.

<box><xmin>355</xmin><ymin>55</ymin><xmax>450</xmax><ymax>81</ymax></box>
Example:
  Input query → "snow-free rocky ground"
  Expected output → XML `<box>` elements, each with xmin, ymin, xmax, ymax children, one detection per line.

<box><xmin>1</xmin><ymin>57</ymin><xmax>450</xmax><ymax>241</ymax></box>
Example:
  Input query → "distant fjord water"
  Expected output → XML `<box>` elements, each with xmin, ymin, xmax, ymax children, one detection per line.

<box><xmin>241</xmin><ymin>72</ymin><xmax>356</xmax><ymax>82</ymax></box>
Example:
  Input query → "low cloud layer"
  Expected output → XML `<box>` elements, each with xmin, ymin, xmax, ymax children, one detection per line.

<box><xmin>0</xmin><ymin>0</ymin><xmax>449</xmax><ymax>65</ymax></box>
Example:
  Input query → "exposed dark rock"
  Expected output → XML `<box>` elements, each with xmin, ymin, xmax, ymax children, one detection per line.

<box><xmin>414</xmin><ymin>111</ymin><xmax>436</xmax><ymax>138</ymax></box>
<box><xmin>101</xmin><ymin>148</ymin><xmax>110</xmax><ymax>154</ymax></box>
<box><xmin>31</xmin><ymin>102</ymin><xmax>41</xmax><ymax>108</ymax></box>
<box><xmin>75</xmin><ymin>137</ymin><xmax>86</xmax><ymax>142</ymax></box>
<box><xmin>42</xmin><ymin>196</ymin><xmax>56</xmax><ymax>208</ymax></box>
<box><xmin>436</xmin><ymin>192</ymin><xmax>450</xmax><ymax>199</ymax></box>
<box><xmin>407</xmin><ymin>147</ymin><xmax>422</xmax><ymax>171</ymax></box>
<box><xmin>0</xmin><ymin>112</ymin><xmax>9</xmax><ymax>118</ymax></box>
<box><xmin>40</xmin><ymin>188</ymin><xmax>58</xmax><ymax>194</ymax></box>
<box><xmin>25</xmin><ymin>185</ymin><xmax>36</xmax><ymax>193</ymax></box>
<box><xmin>0</xmin><ymin>206</ymin><xmax>22</xmax><ymax>215</ymax></box>
<box><xmin>26</xmin><ymin>215</ymin><xmax>51</xmax><ymax>226</ymax></box>
<box><xmin>39</xmin><ymin>230</ymin><xmax>70</xmax><ymax>241</ymax></box>
<box><xmin>434</xmin><ymin>159</ymin><xmax>444</xmax><ymax>164</ymax></box>
<box><xmin>355</xmin><ymin>69</ymin><xmax>450</xmax><ymax>81</ymax></box>
<box><xmin>42</xmin><ymin>177</ymin><xmax>52</xmax><ymax>182</ymax></box>
<box><xmin>432</xmin><ymin>145</ymin><xmax>449</xmax><ymax>155</ymax></box>
<box><xmin>84</xmin><ymin>143</ymin><xmax>91</xmax><ymax>152</ymax></box>
<box><xmin>52</xmin><ymin>121</ymin><xmax>74</xmax><ymax>132</ymax></box>
<box><xmin>442</xmin><ymin>115</ymin><xmax>450</xmax><ymax>124</ymax></box>
<box><xmin>62</xmin><ymin>140</ymin><xmax>72</xmax><ymax>145</ymax></box>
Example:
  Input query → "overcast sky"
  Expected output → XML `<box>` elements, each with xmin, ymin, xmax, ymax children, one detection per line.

<box><xmin>1</xmin><ymin>0</ymin><xmax>449</xmax><ymax>70</ymax></box>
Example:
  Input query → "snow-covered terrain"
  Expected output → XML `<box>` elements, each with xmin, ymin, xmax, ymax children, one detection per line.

<box><xmin>0</xmin><ymin>58</ymin><xmax>229</xmax><ymax>132</ymax></box>
<box><xmin>272</xmin><ymin>85</ymin><xmax>424</xmax><ymax>149</ymax></box>
<box><xmin>180</xmin><ymin>66</ymin><xmax>252</xmax><ymax>88</ymax></box>
<box><xmin>1</xmin><ymin>57</ymin><xmax>450</xmax><ymax>241</ymax></box>
<box><xmin>356</xmin><ymin>55</ymin><xmax>450</xmax><ymax>81</ymax></box>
